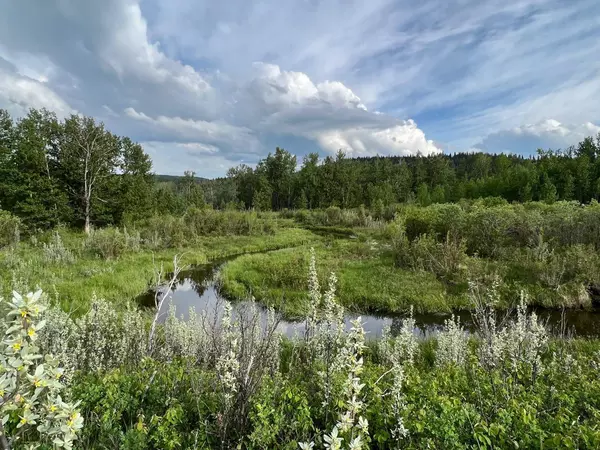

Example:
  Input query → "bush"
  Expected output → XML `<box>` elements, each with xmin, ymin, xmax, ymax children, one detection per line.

<box><xmin>396</xmin><ymin>233</ymin><xmax>467</xmax><ymax>284</ymax></box>
<box><xmin>184</xmin><ymin>208</ymin><xmax>267</xmax><ymax>236</ymax></box>
<box><xmin>465</xmin><ymin>206</ymin><xmax>516</xmax><ymax>257</ymax></box>
<box><xmin>72</xmin><ymin>361</ymin><xmax>208</xmax><ymax>449</ymax></box>
<box><xmin>0</xmin><ymin>210</ymin><xmax>20</xmax><ymax>248</ymax></box>
<box><xmin>400</xmin><ymin>205</ymin><xmax>438</xmax><ymax>240</ymax></box>
<box><xmin>293</xmin><ymin>207</ymin><xmax>382</xmax><ymax>229</ymax></box>
<box><xmin>43</xmin><ymin>231</ymin><xmax>76</xmax><ymax>264</ymax></box>
<box><xmin>136</xmin><ymin>215</ymin><xmax>187</xmax><ymax>249</ymax></box>
<box><xmin>249</xmin><ymin>376</ymin><xmax>313</xmax><ymax>449</ymax></box>
<box><xmin>84</xmin><ymin>227</ymin><xmax>128</xmax><ymax>259</ymax></box>
<box><xmin>0</xmin><ymin>291</ymin><xmax>83</xmax><ymax>448</ymax></box>
<box><xmin>325</xmin><ymin>206</ymin><xmax>343</xmax><ymax>225</ymax></box>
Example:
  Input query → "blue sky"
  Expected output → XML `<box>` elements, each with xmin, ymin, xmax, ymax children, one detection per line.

<box><xmin>0</xmin><ymin>0</ymin><xmax>599</xmax><ymax>177</ymax></box>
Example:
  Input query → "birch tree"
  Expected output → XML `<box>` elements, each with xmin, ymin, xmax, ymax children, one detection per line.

<box><xmin>59</xmin><ymin>115</ymin><xmax>120</xmax><ymax>233</ymax></box>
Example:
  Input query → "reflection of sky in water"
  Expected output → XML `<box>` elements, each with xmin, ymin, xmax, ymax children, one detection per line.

<box><xmin>153</xmin><ymin>272</ymin><xmax>400</xmax><ymax>339</ymax></box>
<box><xmin>144</xmin><ymin>261</ymin><xmax>600</xmax><ymax>339</ymax></box>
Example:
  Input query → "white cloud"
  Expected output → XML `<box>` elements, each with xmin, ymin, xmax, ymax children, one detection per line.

<box><xmin>97</xmin><ymin>1</ymin><xmax>212</xmax><ymax>97</ymax></box>
<box><xmin>248</xmin><ymin>63</ymin><xmax>367</xmax><ymax>111</ymax></box>
<box><xmin>177</xmin><ymin>142</ymin><xmax>219</xmax><ymax>154</ymax></box>
<box><xmin>474</xmin><ymin>119</ymin><xmax>600</xmax><ymax>155</ymax></box>
<box><xmin>124</xmin><ymin>107</ymin><xmax>261</xmax><ymax>154</ymax></box>
<box><xmin>0</xmin><ymin>66</ymin><xmax>74</xmax><ymax>118</ymax></box>
<box><xmin>142</xmin><ymin>141</ymin><xmax>242</xmax><ymax>177</ymax></box>
<box><xmin>317</xmin><ymin>81</ymin><xmax>367</xmax><ymax>111</ymax></box>
<box><xmin>244</xmin><ymin>63</ymin><xmax>440</xmax><ymax>156</ymax></box>
<box><xmin>315</xmin><ymin>120</ymin><xmax>441</xmax><ymax>157</ymax></box>
<box><xmin>1</xmin><ymin>0</ymin><xmax>599</xmax><ymax>175</ymax></box>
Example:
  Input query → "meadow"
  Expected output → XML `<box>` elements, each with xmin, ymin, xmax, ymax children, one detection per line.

<box><xmin>0</xmin><ymin>211</ymin><xmax>319</xmax><ymax>313</ymax></box>
<box><xmin>220</xmin><ymin>201</ymin><xmax>600</xmax><ymax>319</ymax></box>
<box><xmin>1</xmin><ymin>204</ymin><xmax>600</xmax><ymax>449</ymax></box>
<box><xmin>2</xmin><ymin>107</ymin><xmax>600</xmax><ymax>449</ymax></box>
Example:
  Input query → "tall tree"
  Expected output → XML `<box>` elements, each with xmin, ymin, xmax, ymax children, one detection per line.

<box><xmin>116</xmin><ymin>137</ymin><xmax>154</xmax><ymax>222</ymax></box>
<box><xmin>252</xmin><ymin>175</ymin><xmax>272</xmax><ymax>211</ymax></box>
<box><xmin>258</xmin><ymin>147</ymin><xmax>297</xmax><ymax>210</ymax></box>
<box><xmin>228</xmin><ymin>164</ymin><xmax>256</xmax><ymax>209</ymax></box>
<box><xmin>181</xmin><ymin>171</ymin><xmax>206</xmax><ymax>208</ymax></box>
<box><xmin>0</xmin><ymin>110</ymin><xmax>14</xmax><ymax>211</ymax></box>
<box><xmin>7</xmin><ymin>109</ymin><xmax>69</xmax><ymax>230</ymax></box>
<box><xmin>58</xmin><ymin>115</ymin><xmax>120</xmax><ymax>233</ymax></box>
<box><xmin>299</xmin><ymin>153</ymin><xmax>320</xmax><ymax>208</ymax></box>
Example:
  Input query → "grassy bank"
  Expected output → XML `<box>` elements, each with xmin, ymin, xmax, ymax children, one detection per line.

<box><xmin>0</xmin><ymin>227</ymin><xmax>320</xmax><ymax>314</ymax></box>
<box><xmin>219</xmin><ymin>239</ymin><xmax>461</xmax><ymax>319</ymax></box>
<box><xmin>220</xmin><ymin>219</ymin><xmax>600</xmax><ymax>318</ymax></box>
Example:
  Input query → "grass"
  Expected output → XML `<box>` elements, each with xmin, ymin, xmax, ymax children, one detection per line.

<box><xmin>3</xmin><ymin>218</ymin><xmax>595</xmax><ymax>319</ymax></box>
<box><xmin>219</xmin><ymin>238</ymin><xmax>463</xmax><ymax>319</ymax></box>
<box><xmin>0</xmin><ymin>227</ymin><xmax>321</xmax><ymax>314</ymax></box>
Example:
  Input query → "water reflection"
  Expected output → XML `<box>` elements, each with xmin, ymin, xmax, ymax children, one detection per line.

<box><xmin>138</xmin><ymin>259</ymin><xmax>600</xmax><ymax>339</ymax></box>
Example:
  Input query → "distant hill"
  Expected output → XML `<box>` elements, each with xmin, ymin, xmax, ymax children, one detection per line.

<box><xmin>155</xmin><ymin>174</ymin><xmax>209</xmax><ymax>183</ymax></box>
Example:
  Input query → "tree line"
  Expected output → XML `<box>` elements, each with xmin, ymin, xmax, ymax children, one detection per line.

<box><xmin>0</xmin><ymin>109</ymin><xmax>154</xmax><ymax>231</ymax></box>
<box><xmin>0</xmin><ymin>109</ymin><xmax>214</xmax><ymax>232</ymax></box>
<box><xmin>219</xmin><ymin>139</ymin><xmax>600</xmax><ymax>211</ymax></box>
<box><xmin>3</xmin><ymin>108</ymin><xmax>600</xmax><ymax>231</ymax></box>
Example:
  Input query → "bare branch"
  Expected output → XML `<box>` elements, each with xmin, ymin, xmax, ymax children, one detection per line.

<box><xmin>147</xmin><ymin>254</ymin><xmax>188</xmax><ymax>355</ymax></box>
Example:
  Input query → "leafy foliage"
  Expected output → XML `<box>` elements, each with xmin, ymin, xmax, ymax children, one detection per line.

<box><xmin>0</xmin><ymin>212</ymin><xmax>20</xmax><ymax>249</ymax></box>
<box><xmin>0</xmin><ymin>291</ymin><xmax>82</xmax><ymax>449</ymax></box>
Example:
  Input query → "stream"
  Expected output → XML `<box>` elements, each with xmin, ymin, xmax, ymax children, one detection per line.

<box><xmin>138</xmin><ymin>254</ymin><xmax>600</xmax><ymax>338</ymax></box>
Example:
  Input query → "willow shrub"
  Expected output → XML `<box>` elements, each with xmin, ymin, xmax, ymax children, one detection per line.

<box><xmin>393</xmin><ymin>201</ymin><xmax>600</xmax><ymax>253</ymax></box>
<box><xmin>25</xmin><ymin>250</ymin><xmax>600</xmax><ymax>449</ymax></box>
<box><xmin>0</xmin><ymin>291</ymin><xmax>83</xmax><ymax>449</ymax></box>
<box><xmin>0</xmin><ymin>210</ymin><xmax>20</xmax><ymax>249</ymax></box>
<box><xmin>84</xmin><ymin>227</ymin><xmax>142</xmax><ymax>259</ymax></box>
<box><xmin>183</xmin><ymin>207</ymin><xmax>273</xmax><ymax>236</ymax></box>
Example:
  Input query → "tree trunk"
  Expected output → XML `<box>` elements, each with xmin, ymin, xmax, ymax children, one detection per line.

<box><xmin>84</xmin><ymin>197</ymin><xmax>91</xmax><ymax>234</ymax></box>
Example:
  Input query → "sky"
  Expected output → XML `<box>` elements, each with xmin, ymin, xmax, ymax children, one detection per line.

<box><xmin>0</xmin><ymin>0</ymin><xmax>599</xmax><ymax>178</ymax></box>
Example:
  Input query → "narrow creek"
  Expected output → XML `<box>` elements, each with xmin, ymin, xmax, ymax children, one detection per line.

<box><xmin>138</xmin><ymin>253</ymin><xmax>600</xmax><ymax>339</ymax></box>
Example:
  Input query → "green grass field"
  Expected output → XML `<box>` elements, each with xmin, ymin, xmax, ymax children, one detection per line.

<box><xmin>0</xmin><ymin>227</ymin><xmax>321</xmax><ymax>314</ymax></box>
<box><xmin>218</xmin><ymin>238</ymin><xmax>465</xmax><ymax>319</ymax></box>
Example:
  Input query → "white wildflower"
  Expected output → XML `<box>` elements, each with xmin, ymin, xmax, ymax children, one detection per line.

<box><xmin>436</xmin><ymin>314</ymin><xmax>468</xmax><ymax>366</ymax></box>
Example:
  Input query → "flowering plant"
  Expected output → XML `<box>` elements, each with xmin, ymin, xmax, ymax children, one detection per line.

<box><xmin>0</xmin><ymin>291</ymin><xmax>82</xmax><ymax>449</ymax></box>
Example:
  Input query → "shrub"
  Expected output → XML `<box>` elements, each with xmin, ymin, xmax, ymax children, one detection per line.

<box><xmin>185</xmin><ymin>208</ymin><xmax>272</xmax><ymax>236</ymax></box>
<box><xmin>72</xmin><ymin>361</ymin><xmax>208</xmax><ymax>449</ymax></box>
<box><xmin>123</xmin><ymin>227</ymin><xmax>142</xmax><ymax>252</ymax></box>
<box><xmin>0</xmin><ymin>210</ymin><xmax>20</xmax><ymax>248</ymax></box>
<box><xmin>395</xmin><ymin>232</ymin><xmax>467</xmax><ymax>284</ymax></box>
<box><xmin>465</xmin><ymin>206</ymin><xmax>515</xmax><ymax>257</ymax></box>
<box><xmin>326</xmin><ymin>206</ymin><xmax>343</xmax><ymax>225</ymax></box>
<box><xmin>400</xmin><ymin>205</ymin><xmax>437</xmax><ymax>240</ymax></box>
<box><xmin>429</xmin><ymin>203</ymin><xmax>466</xmax><ymax>240</ymax></box>
<box><xmin>43</xmin><ymin>231</ymin><xmax>76</xmax><ymax>264</ymax></box>
<box><xmin>249</xmin><ymin>376</ymin><xmax>313</xmax><ymax>449</ymax></box>
<box><xmin>84</xmin><ymin>227</ymin><xmax>128</xmax><ymax>259</ymax></box>
<box><xmin>0</xmin><ymin>291</ymin><xmax>83</xmax><ymax>449</ymax></box>
<box><xmin>137</xmin><ymin>215</ymin><xmax>187</xmax><ymax>248</ymax></box>
<box><xmin>40</xmin><ymin>297</ymin><xmax>147</xmax><ymax>374</ymax></box>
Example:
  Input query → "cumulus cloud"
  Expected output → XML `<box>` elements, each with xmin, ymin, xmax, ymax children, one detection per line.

<box><xmin>244</xmin><ymin>63</ymin><xmax>440</xmax><ymax>156</ymax></box>
<box><xmin>0</xmin><ymin>0</ymin><xmax>598</xmax><ymax>174</ymax></box>
<box><xmin>315</xmin><ymin>120</ymin><xmax>441</xmax><ymax>156</ymax></box>
<box><xmin>474</xmin><ymin>120</ymin><xmax>600</xmax><ymax>156</ymax></box>
<box><xmin>0</xmin><ymin>63</ymin><xmax>74</xmax><ymax>118</ymax></box>
<box><xmin>0</xmin><ymin>0</ymin><xmax>219</xmax><ymax>122</ymax></box>
<box><xmin>96</xmin><ymin>1</ymin><xmax>212</xmax><ymax>96</ymax></box>
<box><xmin>248</xmin><ymin>63</ymin><xmax>366</xmax><ymax>111</ymax></box>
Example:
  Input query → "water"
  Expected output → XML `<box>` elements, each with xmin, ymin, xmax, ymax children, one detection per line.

<box><xmin>138</xmin><ymin>256</ymin><xmax>600</xmax><ymax>338</ymax></box>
